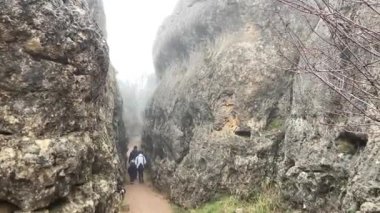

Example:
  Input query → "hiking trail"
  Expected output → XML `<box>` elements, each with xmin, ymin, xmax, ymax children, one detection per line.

<box><xmin>120</xmin><ymin>137</ymin><xmax>172</xmax><ymax>213</ymax></box>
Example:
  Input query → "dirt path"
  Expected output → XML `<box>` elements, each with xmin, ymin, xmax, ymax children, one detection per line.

<box><xmin>120</xmin><ymin>136</ymin><xmax>173</xmax><ymax>213</ymax></box>
<box><xmin>120</xmin><ymin>182</ymin><xmax>172</xmax><ymax>213</ymax></box>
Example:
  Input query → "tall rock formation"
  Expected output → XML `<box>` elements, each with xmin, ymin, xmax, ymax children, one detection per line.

<box><xmin>0</xmin><ymin>0</ymin><xmax>126</xmax><ymax>212</ymax></box>
<box><xmin>144</xmin><ymin>0</ymin><xmax>379</xmax><ymax>212</ymax></box>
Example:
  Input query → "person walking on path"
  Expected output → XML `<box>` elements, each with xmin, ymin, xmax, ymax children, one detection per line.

<box><xmin>129</xmin><ymin>146</ymin><xmax>139</xmax><ymax>163</ymax></box>
<box><xmin>135</xmin><ymin>152</ymin><xmax>147</xmax><ymax>183</ymax></box>
<box><xmin>128</xmin><ymin>160</ymin><xmax>137</xmax><ymax>184</ymax></box>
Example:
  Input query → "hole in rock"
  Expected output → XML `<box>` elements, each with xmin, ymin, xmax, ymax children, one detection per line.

<box><xmin>335</xmin><ymin>131</ymin><xmax>368</xmax><ymax>154</ymax></box>
<box><xmin>234</xmin><ymin>126</ymin><xmax>251</xmax><ymax>137</ymax></box>
<box><xmin>198</xmin><ymin>158</ymin><xmax>207</xmax><ymax>171</ymax></box>
<box><xmin>369</xmin><ymin>187</ymin><xmax>380</xmax><ymax>198</ymax></box>
<box><xmin>0</xmin><ymin>130</ymin><xmax>13</xmax><ymax>135</ymax></box>
<box><xmin>46</xmin><ymin>197</ymin><xmax>70</xmax><ymax>211</ymax></box>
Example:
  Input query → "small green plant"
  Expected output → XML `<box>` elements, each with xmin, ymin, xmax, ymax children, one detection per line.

<box><xmin>266</xmin><ymin>117</ymin><xmax>284</xmax><ymax>130</ymax></box>
<box><xmin>174</xmin><ymin>184</ymin><xmax>284</xmax><ymax>213</ymax></box>
<box><xmin>192</xmin><ymin>197</ymin><xmax>239</xmax><ymax>213</ymax></box>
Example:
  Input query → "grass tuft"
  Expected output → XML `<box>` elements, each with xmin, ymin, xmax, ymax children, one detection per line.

<box><xmin>174</xmin><ymin>184</ymin><xmax>284</xmax><ymax>213</ymax></box>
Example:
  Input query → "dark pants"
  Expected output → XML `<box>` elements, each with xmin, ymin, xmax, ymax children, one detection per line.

<box><xmin>137</xmin><ymin>165</ymin><xmax>144</xmax><ymax>183</ymax></box>
<box><xmin>128</xmin><ymin>165</ymin><xmax>137</xmax><ymax>183</ymax></box>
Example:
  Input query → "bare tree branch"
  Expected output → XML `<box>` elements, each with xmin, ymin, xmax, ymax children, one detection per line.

<box><xmin>276</xmin><ymin>0</ymin><xmax>380</xmax><ymax>125</ymax></box>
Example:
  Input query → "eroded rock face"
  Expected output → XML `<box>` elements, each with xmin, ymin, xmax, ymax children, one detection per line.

<box><xmin>0</xmin><ymin>0</ymin><xmax>125</xmax><ymax>212</ymax></box>
<box><xmin>145</xmin><ymin>0</ymin><xmax>379</xmax><ymax>211</ymax></box>
<box><xmin>145</xmin><ymin>0</ymin><xmax>315</xmax><ymax>208</ymax></box>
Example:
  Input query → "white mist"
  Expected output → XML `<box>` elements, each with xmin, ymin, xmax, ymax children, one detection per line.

<box><xmin>103</xmin><ymin>0</ymin><xmax>177</xmax><ymax>138</ymax></box>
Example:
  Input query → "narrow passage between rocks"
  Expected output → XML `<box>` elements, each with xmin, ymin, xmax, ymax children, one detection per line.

<box><xmin>120</xmin><ymin>137</ymin><xmax>172</xmax><ymax>213</ymax></box>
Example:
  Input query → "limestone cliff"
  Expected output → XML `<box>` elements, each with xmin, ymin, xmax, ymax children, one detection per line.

<box><xmin>0</xmin><ymin>0</ymin><xmax>126</xmax><ymax>212</ymax></box>
<box><xmin>144</xmin><ymin>0</ymin><xmax>379</xmax><ymax>212</ymax></box>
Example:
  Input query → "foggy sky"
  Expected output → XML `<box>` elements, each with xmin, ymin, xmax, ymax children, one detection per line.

<box><xmin>103</xmin><ymin>1</ymin><xmax>178</xmax><ymax>83</ymax></box>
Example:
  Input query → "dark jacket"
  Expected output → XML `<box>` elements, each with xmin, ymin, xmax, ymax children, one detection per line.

<box><xmin>129</xmin><ymin>150</ymin><xmax>139</xmax><ymax>163</ymax></box>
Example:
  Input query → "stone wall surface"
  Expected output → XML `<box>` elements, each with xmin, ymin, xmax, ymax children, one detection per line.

<box><xmin>144</xmin><ymin>0</ymin><xmax>380</xmax><ymax>212</ymax></box>
<box><xmin>0</xmin><ymin>0</ymin><xmax>126</xmax><ymax>212</ymax></box>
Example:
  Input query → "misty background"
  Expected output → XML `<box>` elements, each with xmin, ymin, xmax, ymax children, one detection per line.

<box><xmin>103</xmin><ymin>1</ymin><xmax>177</xmax><ymax>137</ymax></box>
